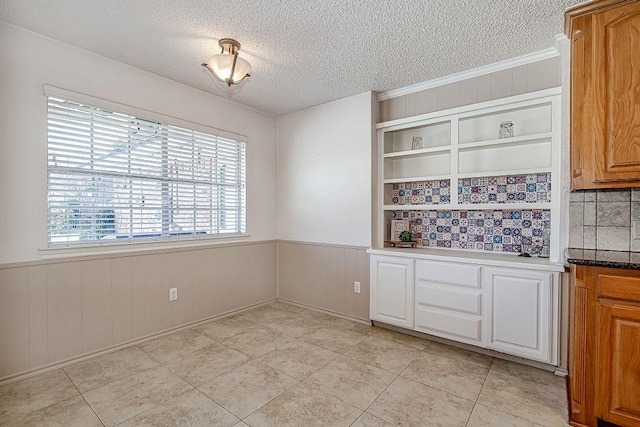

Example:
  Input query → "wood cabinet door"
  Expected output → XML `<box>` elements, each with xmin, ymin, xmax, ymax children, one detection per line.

<box><xmin>370</xmin><ymin>255</ymin><xmax>414</xmax><ymax>329</ymax></box>
<box><xmin>597</xmin><ymin>301</ymin><xmax>640</xmax><ymax>426</ymax></box>
<box><xmin>593</xmin><ymin>2</ymin><xmax>640</xmax><ymax>183</ymax></box>
<box><xmin>483</xmin><ymin>268</ymin><xmax>556</xmax><ymax>364</ymax></box>
<box><xmin>570</xmin><ymin>14</ymin><xmax>593</xmax><ymax>190</ymax></box>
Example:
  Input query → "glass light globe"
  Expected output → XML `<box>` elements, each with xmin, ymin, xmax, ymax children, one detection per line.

<box><xmin>206</xmin><ymin>54</ymin><xmax>251</xmax><ymax>85</ymax></box>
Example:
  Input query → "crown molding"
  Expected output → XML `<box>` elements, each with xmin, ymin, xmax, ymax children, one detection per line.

<box><xmin>377</xmin><ymin>41</ymin><xmax>562</xmax><ymax>102</ymax></box>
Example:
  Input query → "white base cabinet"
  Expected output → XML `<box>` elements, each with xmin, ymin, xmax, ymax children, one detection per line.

<box><xmin>414</xmin><ymin>260</ymin><xmax>484</xmax><ymax>345</ymax></box>
<box><xmin>484</xmin><ymin>268</ymin><xmax>556</xmax><ymax>364</ymax></box>
<box><xmin>370</xmin><ymin>255</ymin><xmax>414</xmax><ymax>329</ymax></box>
<box><xmin>369</xmin><ymin>252</ymin><xmax>560</xmax><ymax>365</ymax></box>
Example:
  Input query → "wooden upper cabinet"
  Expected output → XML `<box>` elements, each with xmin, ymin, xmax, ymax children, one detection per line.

<box><xmin>570</xmin><ymin>15</ymin><xmax>592</xmax><ymax>189</ymax></box>
<box><xmin>567</xmin><ymin>0</ymin><xmax>640</xmax><ymax>189</ymax></box>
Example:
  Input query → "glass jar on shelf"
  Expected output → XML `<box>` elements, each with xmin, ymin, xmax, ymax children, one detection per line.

<box><xmin>499</xmin><ymin>121</ymin><xmax>514</xmax><ymax>139</ymax></box>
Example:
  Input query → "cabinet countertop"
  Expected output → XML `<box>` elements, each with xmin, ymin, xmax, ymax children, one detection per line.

<box><xmin>566</xmin><ymin>248</ymin><xmax>640</xmax><ymax>270</ymax></box>
<box><xmin>367</xmin><ymin>247</ymin><xmax>565</xmax><ymax>272</ymax></box>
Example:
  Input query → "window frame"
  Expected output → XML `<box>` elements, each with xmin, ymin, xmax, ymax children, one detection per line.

<box><xmin>42</xmin><ymin>85</ymin><xmax>249</xmax><ymax>253</ymax></box>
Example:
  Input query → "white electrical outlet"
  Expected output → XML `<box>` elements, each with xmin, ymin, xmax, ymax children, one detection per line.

<box><xmin>633</xmin><ymin>220</ymin><xmax>640</xmax><ymax>240</ymax></box>
<box><xmin>169</xmin><ymin>287</ymin><xmax>178</xmax><ymax>301</ymax></box>
<box><xmin>354</xmin><ymin>281</ymin><xmax>361</xmax><ymax>294</ymax></box>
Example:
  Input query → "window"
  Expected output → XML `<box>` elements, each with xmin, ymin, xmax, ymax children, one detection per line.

<box><xmin>47</xmin><ymin>96</ymin><xmax>246</xmax><ymax>245</ymax></box>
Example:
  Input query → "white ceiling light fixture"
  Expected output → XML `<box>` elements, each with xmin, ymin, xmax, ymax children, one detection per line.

<box><xmin>202</xmin><ymin>38</ymin><xmax>251</xmax><ymax>87</ymax></box>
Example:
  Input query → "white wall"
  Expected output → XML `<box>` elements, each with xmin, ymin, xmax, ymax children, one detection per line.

<box><xmin>0</xmin><ymin>22</ymin><xmax>277</xmax><ymax>263</ymax></box>
<box><xmin>277</xmin><ymin>92</ymin><xmax>375</xmax><ymax>247</ymax></box>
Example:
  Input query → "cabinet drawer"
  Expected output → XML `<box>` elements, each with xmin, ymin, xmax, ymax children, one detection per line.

<box><xmin>598</xmin><ymin>274</ymin><xmax>640</xmax><ymax>303</ymax></box>
<box><xmin>415</xmin><ymin>306</ymin><xmax>482</xmax><ymax>342</ymax></box>
<box><xmin>416</xmin><ymin>260</ymin><xmax>481</xmax><ymax>288</ymax></box>
<box><xmin>415</xmin><ymin>282</ymin><xmax>481</xmax><ymax>315</ymax></box>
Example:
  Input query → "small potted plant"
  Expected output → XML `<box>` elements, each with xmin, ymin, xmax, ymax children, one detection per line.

<box><xmin>395</xmin><ymin>230</ymin><xmax>416</xmax><ymax>248</ymax></box>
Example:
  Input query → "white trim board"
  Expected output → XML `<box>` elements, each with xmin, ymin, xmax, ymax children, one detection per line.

<box><xmin>377</xmin><ymin>43</ymin><xmax>562</xmax><ymax>102</ymax></box>
<box><xmin>376</xmin><ymin>87</ymin><xmax>562</xmax><ymax>130</ymax></box>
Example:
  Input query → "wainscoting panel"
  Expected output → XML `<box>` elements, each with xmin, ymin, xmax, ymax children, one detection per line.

<box><xmin>0</xmin><ymin>241</ymin><xmax>277</xmax><ymax>380</ymax></box>
<box><xmin>277</xmin><ymin>241</ymin><xmax>370</xmax><ymax>321</ymax></box>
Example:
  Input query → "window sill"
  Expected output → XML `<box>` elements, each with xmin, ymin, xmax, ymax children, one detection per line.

<box><xmin>38</xmin><ymin>234</ymin><xmax>252</xmax><ymax>260</ymax></box>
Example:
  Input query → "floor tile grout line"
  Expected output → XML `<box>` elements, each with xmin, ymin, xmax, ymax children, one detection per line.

<box><xmin>349</xmin><ymin>411</ymin><xmax>396</xmax><ymax>427</ymax></box>
<box><xmin>346</xmin><ymin>411</ymin><xmax>367</xmax><ymax>427</ymax></box>
<box><xmin>299</xmin><ymin>361</ymin><xmax>394</xmax><ymax>413</ymax></box>
<box><xmin>471</xmin><ymin>402</ymin><xmax>548</xmax><ymax>427</ymax></box>
<box><xmin>236</xmin><ymin>376</ymin><xmax>301</xmax><ymax>422</ymax></box>
<box><xmin>249</xmin><ymin>379</ymin><xmax>364</xmax><ymax>423</ymax></box>
<box><xmin>395</xmin><ymin>341</ymin><xmax>427</xmax><ymax>378</ymax></box>
<box><xmin>472</xmin><ymin>359</ymin><xmax>567</xmax><ymax>426</ymax></box>
<box><xmin>475</xmin><ymin>357</ymin><xmax>496</xmax><ymax>405</ymax></box>
<box><xmin>395</xmin><ymin>373</ymin><xmax>479</xmax><ymax>407</ymax></box>
<box><xmin>62</xmin><ymin>346</ymin><xmax>161</xmax><ymax>395</ymax></box>
<box><xmin>191</xmin><ymin>356</ymin><xmax>302</xmax><ymax>422</ymax></box>
<box><xmin>62</xmin><ymin>369</ymin><xmax>106</xmax><ymax>427</ymax></box>
<box><xmin>464</xmin><ymin>402</ymin><xmax>478</xmax><ymax>427</ymax></box>
<box><xmin>355</xmin><ymin>341</ymin><xmax>427</xmax><ymax>420</ymax></box>
<box><xmin>110</xmin><ymin>388</ymin><xmax>197</xmax><ymax>426</ymax></box>
<box><xmin>191</xmin><ymin>387</ymin><xmax>243</xmax><ymax>425</ymax></box>
<box><xmin>294</xmin><ymin>349</ymin><xmax>341</xmax><ymax>383</ymax></box>
<box><xmin>235</xmin><ymin>319</ymin><xmax>412</xmax><ymax>418</ymax></box>
<box><xmin>359</xmin><ymin>370</ymin><xmax>401</xmax><ymax>417</ymax></box>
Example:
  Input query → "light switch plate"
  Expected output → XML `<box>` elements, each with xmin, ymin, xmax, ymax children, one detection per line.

<box><xmin>169</xmin><ymin>287</ymin><xmax>178</xmax><ymax>301</ymax></box>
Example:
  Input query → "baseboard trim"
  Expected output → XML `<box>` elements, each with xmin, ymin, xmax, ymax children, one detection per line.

<box><xmin>554</xmin><ymin>368</ymin><xmax>569</xmax><ymax>377</ymax></box>
<box><xmin>276</xmin><ymin>298</ymin><xmax>370</xmax><ymax>325</ymax></box>
<box><xmin>0</xmin><ymin>298</ymin><xmax>277</xmax><ymax>386</ymax></box>
<box><xmin>372</xmin><ymin>320</ymin><xmax>559</xmax><ymax>373</ymax></box>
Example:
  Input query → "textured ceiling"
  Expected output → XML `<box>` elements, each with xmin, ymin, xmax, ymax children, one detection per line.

<box><xmin>0</xmin><ymin>0</ymin><xmax>587</xmax><ymax>116</ymax></box>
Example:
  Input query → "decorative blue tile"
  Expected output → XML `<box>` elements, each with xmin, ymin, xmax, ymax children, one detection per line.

<box><xmin>458</xmin><ymin>173</ymin><xmax>551</xmax><ymax>204</ymax></box>
<box><xmin>391</xmin><ymin>209</ymin><xmax>550</xmax><ymax>254</ymax></box>
<box><xmin>392</xmin><ymin>180</ymin><xmax>450</xmax><ymax>205</ymax></box>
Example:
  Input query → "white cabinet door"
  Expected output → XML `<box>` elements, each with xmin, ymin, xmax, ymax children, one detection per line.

<box><xmin>483</xmin><ymin>268</ymin><xmax>557</xmax><ymax>364</ymax></box>
<box><xmin>370</xmin><ymin>255</ymin><xmax>414</xmax><ymax>329</ymax></box>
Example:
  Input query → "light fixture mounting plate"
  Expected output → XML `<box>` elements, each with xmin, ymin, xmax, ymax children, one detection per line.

<box><xmin>218</xmin><ymin>38</ymin><xmax>241</xmax><ymax>53</ymax></box>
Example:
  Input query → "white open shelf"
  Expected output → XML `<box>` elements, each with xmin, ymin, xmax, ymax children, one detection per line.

<box><xmin>384</xmin><ymin>146</ymin><xmax>451</xmax><ymax>159</ymax></box>
<box><xmin>375</xmin><ymin>88</ymin><xmax>562</xmax><ymax>261</ymax></box>
<box><xmin>383</xmin><ymin>153</ymin><xmax>451</xmax><ymax>180</ymax></box>
<box><xmin>384</xmin><ymin>121</ymin><xmax>450</xmax><ymax>155</ymax></box>
<box><xmin>383</xmin><ymin>175</ymin><xmax>451</xmax><ymax>184</ymax></box>
<box><xmin>383</xmin><ymin>202</ymin><xmax>552</xmax><ymax>211</ymax></box>
<box><xmin>458</xmin><ymin>102</ymin><xmax>552</xmax><ymax>145</ymax></box>
<box><xmin>457</xmin><ymin>167</ymin><xmax>552</xmax><ymax>180</ymax></box>
<box><xmin>458</xmin><ymin>132</ymin><xmax>553</xmax><ymax>150</ymax></box>
<box><xmin>384</xmin><ymin>204</ymin><xmax>453</xmax><ymax>211</ymax></box>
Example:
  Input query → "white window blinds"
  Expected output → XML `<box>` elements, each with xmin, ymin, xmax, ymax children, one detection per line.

<box><xmin>47</xmin><ymin>96</ymin><xmax>246</xmax><ymax>245</ymax></box>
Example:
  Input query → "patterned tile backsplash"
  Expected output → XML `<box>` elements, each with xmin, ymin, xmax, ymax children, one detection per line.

<box><xmin>458</xmin><ymin>173</ymin><xmax>551</xmax><ymax>204</ymax></box>
<box><xmin>392</xmin><ymin>180</ymin><xmax>450</xmax><ymax>205</ymax></box>
<box><xmin>392</xmin><ymin>209</ymin><xmax>551</xmax><ymax>254</ymax></box>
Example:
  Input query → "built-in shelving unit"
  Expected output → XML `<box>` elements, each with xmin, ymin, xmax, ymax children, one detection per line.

<box><xmin>375</xmin><ymin>87</ymin><xmax>562</xmax><ymax>261</ymax></box>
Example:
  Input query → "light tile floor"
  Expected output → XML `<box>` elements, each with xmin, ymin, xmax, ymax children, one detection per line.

<box><xmin>0</xmin><ymin>301</ymin><xmax>570</xmax><ymax>426</ymax></box>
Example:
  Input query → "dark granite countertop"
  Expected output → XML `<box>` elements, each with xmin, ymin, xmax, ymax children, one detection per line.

<box><xmin>566</xmin><ymin>248</ymin><xmax>640</xmax><ymax>270</ymax></box>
